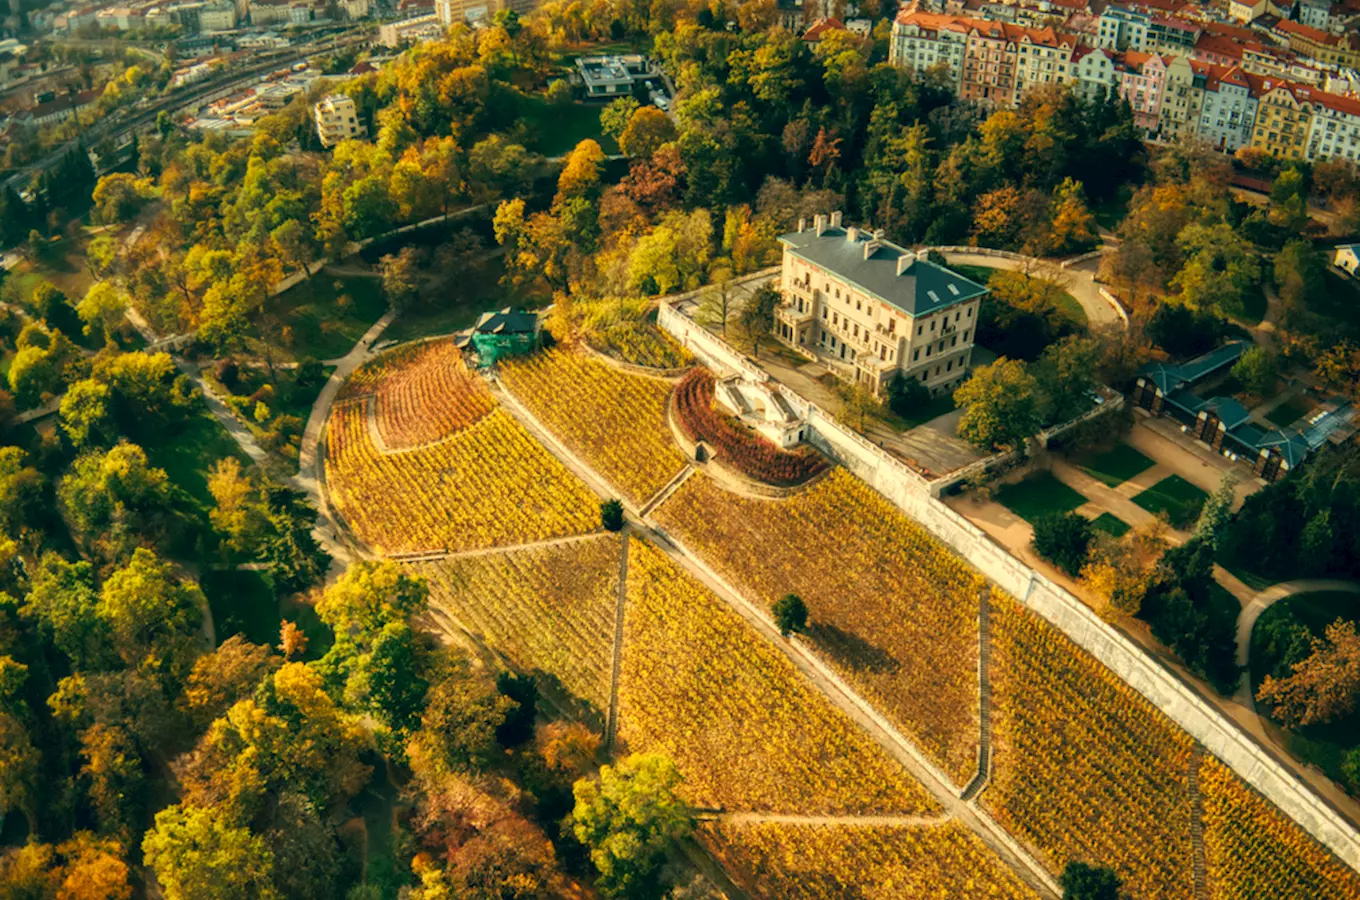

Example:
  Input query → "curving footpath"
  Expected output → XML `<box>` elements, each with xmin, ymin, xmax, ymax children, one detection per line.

<box><xmin>1235</xmin><ymin>579</ymin><xmax>1360</xmax><ymax>709</ymax></box>
<box><xmin>933</xmin><ymin>247</ymin><xmax>1125</xmax><ymax>330</ymax></box>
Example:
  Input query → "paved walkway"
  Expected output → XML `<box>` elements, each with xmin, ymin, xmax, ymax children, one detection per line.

<box><xmin>293</xmin><ymin>309</ymin><xmax>398</xmax><ymax>565</ymax></box>
<box><xmin>1235</xmin><ymin>579</ymin><xmax>1360</xmax><ymax>674</ymax></box>
<box><xmin>941</xmin><ymin>250</ymin><xmax>1123</xmax><ymax>330</ymax></box>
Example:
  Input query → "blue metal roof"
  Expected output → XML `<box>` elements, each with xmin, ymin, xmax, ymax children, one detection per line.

<box><xmin>1137</xmin><ymin>341</ymin><xmax>1249</xmax><ymax>393</ymax></box>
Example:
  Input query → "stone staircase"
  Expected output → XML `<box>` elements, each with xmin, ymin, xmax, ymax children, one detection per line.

<box><xmin>962</xmin><ymin>587</ymin><xmax>993</xmax><ymax>802</ymax></box>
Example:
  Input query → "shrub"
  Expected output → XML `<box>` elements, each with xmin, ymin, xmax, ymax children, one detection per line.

<box><xmin>1031</xmin><ymin>512</ymin><xmax>1094</xmax><ymax>577</ymax></box>
<box><xmin>600</xmin><ymin>499</ymin><xmax>624</xmax><ymax>532</ymax></box>
<box><xmin>215</xmin><ymin>357</ymin><xmax>239</xmax><ymax>390</ymax></box>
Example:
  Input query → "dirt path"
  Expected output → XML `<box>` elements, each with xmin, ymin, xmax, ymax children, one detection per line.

<box><xmin>606</xmin><ymin>528</ymin><xmax>629</xmax><ymax>752</ymax></box>
<box><xmin>488</xmin><ymin>371</ymin><xmax>1061</xmax><ymax>899</ymax></box>
<box><xmin>390</xmin><ymin>531</ymin><xmax>612</xmax><ymax>564</ymax></box>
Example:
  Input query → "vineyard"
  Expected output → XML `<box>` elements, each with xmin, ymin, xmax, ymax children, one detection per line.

<box><xmin>337</xmin><ymin>339</ymin><xmax>434</xmax><ymax>400</ymax></box>
<box><xmin>703</xmin><ymin>820</ymin><xmax>1040</xmax><ymax>900</ymax></box>
<box><xmin>408</xmin><ymin>535</ymin><xmax>621</xmax><ymax>721</ymax></box>
<box><xmin>650</xmin><ymin>469</ymin><xmax>981</xmax><ymax>784</ymax></box>
<box><xmin>673</xmin><ymin>369</ymin><xmax>828</xmax><ymax>486</ymax></box>
<box><xmin>324</xmin><ymin>403</ymin><xmax>599</xmax><ymax>554</ymax></box>
<box><xmin>619</xmin><ymin>539</ymin><xmax>938</xmax><ymax>815</ymax></box>
<box><xmin>587</xmin><ymin>325</ymin><xmax>692</xmax><ymax>369</ymax></box>
<box><xmin>1200</xmin><ymin>757</ymin><xmax>1360</xmax><ymax>900</ymax></box>
<box><xmin>987</xmin><ymin>595</ymin><xmax>1196</xmax><ymax>899</ymax></box>
<box><xmin>498</xmin><ymin>347</ymin><xmax>688</xmax><ymax>505</ymax></box>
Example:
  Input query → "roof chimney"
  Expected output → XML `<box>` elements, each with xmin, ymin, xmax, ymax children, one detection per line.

<box><xmin>845</xmin><ymin>226</ymin><xmax>859</xmax><ymax>243</ymax></box>
<box><xmin>896</xmin><ymin>252</ymin><xmax>915</xmax><ymax>276</ymax></box>
<box><xmin>814</xmin><ymin>214</ymin><xmax>827</xmax><ymax>236</ymax></box>
<box><xmin>830</xmin><ymin>210</ymin><xmax>843</xmax><ymax>228</ymax></box>
<box><xmin>797</xmin><ymin>216</ymin><xmax>806</xmax><ymax>232</ymax></box>
<box><xmin>872</xmin><ymin>228</ymin><xmax>884</xmax><ymax>241</ymax></box>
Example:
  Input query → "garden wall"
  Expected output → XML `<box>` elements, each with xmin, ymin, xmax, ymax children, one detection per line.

<box><xmin>658</xmin><ymin>302</ymin><xmax>1360</xmax><ymax>871</ymax></box>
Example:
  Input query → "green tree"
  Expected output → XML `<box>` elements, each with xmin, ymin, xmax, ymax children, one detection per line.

<box><xmin>97</xmin><ymin>548</ymin><xmax>204</xmax><ymax>679</ymax></box>
<box><xmin>21</xmin><ymin>553</ymin><xmax>107</xmax><ymax>670</ymax></box>
<box><xmin>409</xmin><ymin>653</ymin><xmax>513</xmax><ymax>776</ymax></box>
<box><xmin>1230</xmin><ymin>345</ymin><xmax>1277</xmax><ymax>397</ymax></box>
<box><xmin>601</xmin><ymin>499</ymin><xmax>625</xmax><ymax>532</ymax></box>
<box><xmin>571</xmin><ymin>753</ymin><xmax>694</xmax><ymax>898</ymax></box>
<box><xmin>1031</xmin><ymin>512</ymin><xmax>1094</xmax><ymax>577</ymax></box>
<box><xmin>1060</xmin><ymin>861</ymin><xmax>1122</xmax><ymax>900</ymax></box>
<box><xmin>1034</xmin><ymin>336</ymin><xmax>1100</xmax><ymax>423</ymax></box>
<box><xmin>0</xmin><ymin>446</ymin><xmax>45</xmax><ymax>536</ymax></box>
<box><xmin>1193</xmin><ymin>471</ymin><xmax>1238</xmax><ymax>551</ymax></box>
<box><xmin>735</xmin><ymin>283</ymin><xmax>779</xmax><ymax>358</ymax></box>
<box><xmin>600</xmin><ymin>97</ymin><xmax>641</xmax><ymax>144</ymax></box>
<box><xmin>772</xmin><ymin>593</ymin><xmax>808</xmax><ymax>637</ymax></box>
<box><xmin>954</xmin><ymin>358</ymin><xmax>1042</xmax><ymax>452</ymax></box>
<box><xmin>142</xmin><ymin>804</ymin><xmax>277</xmax><ymax>900</ymax></box>
<box><xmin>316</xmin><ymin>560</ymin><xmax>427</xmax><ymax>640</ymax></box>
<box><xmin>1171</xmin><ymin>222</ymin><xmax>1261</xmax><ymax>319</ymax></box>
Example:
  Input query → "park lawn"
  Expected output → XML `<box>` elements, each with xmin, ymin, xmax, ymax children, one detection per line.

<box><xmin>1131</xmin><ymin>475</ymin><xmax>1208</xmax><ymax>529</ymax></box>
<box><xmin>256</xmin><ymin>273</ymin><xmax>387</xmax><ymax>362</ymax></box>
<box><xmin>519</xmin><ymin>97</ymin><xmax>620</xmax><ymax>157</ymax></box>
<box><xmin>1077</xmin><ymin>442</ymin><xmax>1156</xmax><ymax>488</ymax></box>
<box><xmin>1089</xmin><ymin>512</ymin><xmax>1131</xmax><ymax>537</ymax></box>
<box><xmin>1265</xmin><ymin>396</ymin><xmax>1314</xmax><ymax>429</ymax></box>
<box><xmin>949</xmin><ymin>263</ymin><xmax>1086</xmax><ymax>329</ymax></box>
<box><xmin>995</xmin><ymin>471</ymin><xmax>1088</xmax><ymax>525</ymax></box>
<box><xmin>201</xmin><ymin>568</ymin><xmax>279</xmax><ymax>647</ymax></box>
<box><xmin>134</xmin><ymin>404</ymin><xmax>251</xmax><ymax>511</ymax></box>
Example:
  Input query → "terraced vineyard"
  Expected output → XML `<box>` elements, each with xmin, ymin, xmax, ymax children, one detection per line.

<box><xmin>1201</xmin><ymin>757</ymin><xmax>1360</xmax><ymax>900</ymax></box>
<box><xmin>499</xmin><ymin>347</ymin><xmax>688</xmax><ymax>505</ymax></box>
<box><xmin>988</xmin><ymin>595</ymin><xmax>1196</xmax><ymax>899</ymax></box>
<box><xmin>324</xmin><ymin>403</ymin><xmax>598</xmax><ymax>554</ymax></box>
<box><xmin>651</xmin><ymin>469</ymin><xmax>981</xmax><ymax>784</ymax></box>
<box><xmin>703</xmin><ymin>820</ymin><xmax>1040</xmax><ymax>900</ymax></box>
<box><xmin>409</xmin><ymin>534</ymin><xmax>620</xmax><ymax>721</ymax></box>
<box><xmin>620</xmin><ymin>539</ymin><xmax>938</xmax><ymax>815</ymax></box>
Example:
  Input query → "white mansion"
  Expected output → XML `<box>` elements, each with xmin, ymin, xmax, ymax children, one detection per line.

<box><xmin>774</xmin><ymin>213</ymin><xmax>990</xmax><ymax>397</ymax></box>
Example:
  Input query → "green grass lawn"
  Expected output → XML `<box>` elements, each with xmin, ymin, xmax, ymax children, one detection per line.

<box><xmin>995</xmin><ymin>471</ymin><xmax>1089</xmax><ymax>524</ymax></box>
<box><xmin>256</xmin><ymin>273</ymin><xmax>387</xmax><ymax>362</ymax></box>
<box><xmin>201</xmin><ymin>568</ymin><xmax>278</xmax><ymax>647</ymax></box>
<box><xmin>1089</xmin><ymin>512</ymin><xmax>1131</xmax><ymax>537</ymax></box>
<box><xmin>1265</xmin><ymin>395</ymin><xmax>1314</xmax><ymax>429</ymax></box>
<box><xmin>133</xmin><ymin>405</ymin><xmax>251</xmax><ymax>511</ymax></box>
<box><xmin>1077</xmin><ymin>442</ymin><xmax>1156</xmax><ymax>488</ymax></box>
<box><xmin>1132</xmin><ymin>475</ymin><xmax>1209</xmax><ymax>529</ymax></box>
<box><xmin>1236</xmin><ymin>288</ymin><xmax>1267</xmax><ymax>327</ymax></box>
<box><xmin>519</xmin><ymin>97</ymin><xmax>619</xmax><ymax>157</ymax></box>
<box><xmin>1306</xmin><ymin>272</ymin><xmax>1360</xmax><ymax>338</ymax></box>
<box><xmin>950</xmin><ymin>263</ymin><xmax>1086</xmax><ymax>329</ymax></box>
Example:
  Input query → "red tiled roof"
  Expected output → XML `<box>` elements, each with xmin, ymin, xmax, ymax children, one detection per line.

<box><xmin>1277</xmin><ymin>18</ymin><xmax>1340</xmax><ymax>45</ymax></box>
<box><xmin>802</xmin><ymin>16</ymin><xmax>846</xmax><ymax>40</ymax></box>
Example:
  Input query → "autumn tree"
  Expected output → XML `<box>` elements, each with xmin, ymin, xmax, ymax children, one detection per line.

<box><xmin>1257</xmin><ymin>619</ymin><xmax>1360</xmax><ymax>726</ymax></box>
<box><xmin>379</xmin><ymin>246</ymin><xmax>421</xmax><ymax>312</ymax></box>
<box><xmin>734</xmin><ymin>283</ymin><xmax>779</xmax><ymax>358</ymax></box>
<box><xmin>76</xmin><ymin>283</ymin><xmax>130</xmax><ymax>346</ymax></box>
<box><xmin>1171</xmin><ymin>222</ymin><xmax>1260</xmax><ymax>319</ymax></box>
<box><xmin>954</xmin><ymin>358</ymin><xmax>1042</xmax><ymax>452</ymax></box>
<box><xmin>142</xmin><ymin>804</ymin><xmax>277</xmax><ymax>900</ymax></box>
<box><xmin>1080</xmin><ymin>518</ymin><xmax>1170</xmax><ymax>618</ymax></box>
<box><xmin>618</xmin><ymin>107</ymin><xmax>677</xmax><ymax>159</ymax></box>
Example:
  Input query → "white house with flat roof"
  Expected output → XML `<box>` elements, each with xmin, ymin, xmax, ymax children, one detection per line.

<box><xmin>774</xmin><ymin>212</ymin><xmax>990</xmax><ymax>397</ymax></box>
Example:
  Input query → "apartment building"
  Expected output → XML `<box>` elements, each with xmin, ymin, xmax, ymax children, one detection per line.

<box><xmin>1070</xmin><ymin>44</ymin><xmax>1116</xmax><ymax>99</ymax></box>
<box><xmin>1275</xmin><ymin>20</ymin><xmax>1360</xmax><ymax>68</ymax></box>
<box><xmin>1195</xmin><ymin>63</ymin><xmax>1258</xmax><ymax>151</ymax></box>
<box><xmin>889</xmin><ymin>11</ymin><xmax>970</xmax><ymax>86</ymax></box>
<box><xmin>1305</xmin><ymin>90</ymin><xmax>1360</xmax><ymax>162</ymax></box>
<box><xmin>1115</xmin><ymin>51</ymin><xmax>1167</xmax><ymax>132</ymax></box>
<box><xmin>1013</xmin><ymin>28</ymin><xmax>1077</xmax><ymax>98</ymax></box>
<box><xmin>961</xmin><ymin>20</ymin><xmax>1022</xmax><ymax>104</ymax></box>
<box><xmin>1159</xmin><ymin>55</ymin><xmax>1203</xmax><ymax>141</ymax></box>
<box><xmin>378</xmin><ymin>13</ymin><xmax>442</xmax><ymax>46</ymax></box>
<box><xmin>435</xmin><ymin>0</ymin><xmax>532</xmax><ymax>26</ymax></box>
<box><xmin>774</xmin><ymin>213</ymin><xmax>989</xmax><ymax>397</ymax></box>
<box><xmin>1250</xmin><ymin>81</ymin><xmax>1315</xmax><ymax>160</ymax></box>
<box><xmin>314</xmin><ymin>93</ymin><xmax>361</xmax><ymax>148</ymax></box>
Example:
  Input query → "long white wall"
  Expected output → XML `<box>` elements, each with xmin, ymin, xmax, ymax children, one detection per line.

<box><xmin>659</xmin><ymin>301</ymin><xmax>1360</xmax><ymax>872</ymax></box>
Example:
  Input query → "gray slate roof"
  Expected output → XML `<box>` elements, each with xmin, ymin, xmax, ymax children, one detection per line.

<box><xmin>779</xmin><ymin>227</ymin><xmax>988</xmax><ymax>317</ymax></box>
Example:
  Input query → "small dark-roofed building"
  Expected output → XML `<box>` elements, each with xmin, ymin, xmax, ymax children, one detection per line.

<box><xmin>455</xmin><ymin>307</ymin><xmax>540</xmax><ymax>365</ymax></box>
<box><xmin>1132</xmin><ymin>342</ymin><xmax>1354</xmax><ymax>481</ymax></box>
<box><xmin>774</xmin><ymin>211</ymin><xmax>989</xmax><ymax>397</ymax></box>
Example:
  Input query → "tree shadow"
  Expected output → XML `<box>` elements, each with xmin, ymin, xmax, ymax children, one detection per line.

<box><xmin>809</xmin><ymin>622</ymin><xmax>901</xmax><ymax>676</ymax></box>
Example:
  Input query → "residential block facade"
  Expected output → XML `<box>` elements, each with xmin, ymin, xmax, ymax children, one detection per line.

<box><xmin>773</xmin><ymin>213</ymin><xmax>989</xmax><ymax>397</ymax></box>
<box><xmin>314</xmin><ymin>94</ymin><xmax>361</xmax><ymax>148</ymax></box>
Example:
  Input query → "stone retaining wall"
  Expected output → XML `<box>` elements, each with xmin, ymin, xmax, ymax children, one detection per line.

<box><xmin>657</xmin><ymin>300</ymin><xmax>1360</xmax><ymax>872</ymax></box>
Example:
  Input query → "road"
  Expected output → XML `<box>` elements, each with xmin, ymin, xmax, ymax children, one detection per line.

<box><xmin>6</xmin><ymin>27</ymin><xmax>372</xmax><ymax>192</ymax></box>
